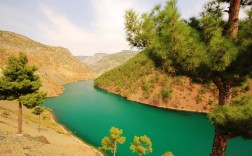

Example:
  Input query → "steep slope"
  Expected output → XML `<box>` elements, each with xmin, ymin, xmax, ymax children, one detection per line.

<box><xmin>77</xmin><ymin>50</ymin><xmax>138</xmax><ymax>74</ymax></box>
<box><xmin>0</xmin><ymin>30</ymin><xmax>95</xmax><ymax>97</ymax></box>
<box><xmin>95</xmin><ymin>51</ymin><xmax>251</xmax><ymax>113</ymax></box>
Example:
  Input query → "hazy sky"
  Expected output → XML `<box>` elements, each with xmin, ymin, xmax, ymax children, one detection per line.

<box><xmin>0</xmin><ymin>0</ymin><xmax>247</xmax><ymax>56</ymax></box>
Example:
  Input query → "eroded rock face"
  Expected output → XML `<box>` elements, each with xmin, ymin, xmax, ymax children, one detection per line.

<box><xmin>0</xmin><ymin>30</ymin><xmax>96</xmax><ymax>97</ymax></box>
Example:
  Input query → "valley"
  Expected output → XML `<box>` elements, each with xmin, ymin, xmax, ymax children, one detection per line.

<box><xmin>0</xmin><ymin>0</ymin><xmax>252</xmax><ymax>155</ymax></box>
<box><xmin>77</xmin><ymin>50</ymin><xmax>138</xmax><ymax>75</ymax></box>
<box><xmin>0</xmin><ymin>31</ymin><xmax>96</xmax><ymax>97</ymax></box>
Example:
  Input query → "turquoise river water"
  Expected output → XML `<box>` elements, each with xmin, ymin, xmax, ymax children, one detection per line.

<box><xmin>42</xmin><ymin>80</ymin><xmax>252</xmax><ymax>156</ymax></box>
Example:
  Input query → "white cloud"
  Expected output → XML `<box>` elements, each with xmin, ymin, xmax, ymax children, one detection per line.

<box><xmin>37</xmin><ymin>0</ymin><xmax>159</xmax><ymax>56</ymax></box>
<box><xmin>38</xmin><ymin>4</ymin><xmax>98</xmax><ymax>56</ymax></box>
<box><xmin>37</xmin><ymin>0</ymin><xmax>249</xmax><ymax>56</ymax></box>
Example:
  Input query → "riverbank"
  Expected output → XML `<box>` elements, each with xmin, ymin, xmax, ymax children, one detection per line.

<box><xmin>95</xmin><ymin>85</ymin><xmax>211</xmax><ymax>114</ymax></box>
<box><xmin>0</xmin><ymin>100</ymin><xmax>103</xmax><ymax>156</ymax></box>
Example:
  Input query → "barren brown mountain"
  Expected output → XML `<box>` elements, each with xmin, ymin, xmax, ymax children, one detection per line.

<box><xmin>0</xmin><ymin>31</ymin><xmax>95</xmax><ymax>97</ymax></box>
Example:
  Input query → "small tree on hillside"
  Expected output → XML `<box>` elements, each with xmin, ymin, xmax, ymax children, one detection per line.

<box><xmin>100</xmin><ymin>127</ymin><xmax>126</xmax><ymax>156</ymax></box>
<box><xmin>32</xmin><ymin>106</ymin><xmax>45</xmax><ymax>132</ymax></box>
<box><xmin>130</xmin><ymin>135</ymin><xmax>153</xmax><ymax>156</ymax></box>
<box><xmin>0</xmin><ymin>52</ymin><xmax>46</xmax><ymax>134</ymax></box>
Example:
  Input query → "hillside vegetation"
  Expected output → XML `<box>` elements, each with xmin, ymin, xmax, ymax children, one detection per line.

<box><xmin>95</xmin><ymin>51</ymin><xmax>251</xmax><ymax>112</ymax></box>
<box><xmin>95</xmin><ymin>52</ymin><xmax>215</xmax><ymax>112</ymax></box>
<box><xmin>77</xmin><ymin>50</ymin><xmax>138</xmax><ymax>74</ymax></box>
<box><xmin>0</xmin><ymin>31</ymin><xmax>95</xmax><ymax>97</ymax></box>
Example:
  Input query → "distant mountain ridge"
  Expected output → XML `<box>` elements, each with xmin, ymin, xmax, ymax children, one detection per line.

<box><xmin>0</xmin><ymin>30</ymin><xmax>95</xmax><ymax>97</ymax></box>
<box><xmin>77</xmin><ymin>50</ymin><xmax>138</xmax><ymax>74</ymax></box>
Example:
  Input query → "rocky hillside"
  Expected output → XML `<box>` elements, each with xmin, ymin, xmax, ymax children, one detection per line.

<box><xmin>0</xmin><ymin>101</ymin><xmax>102</xmax><ymax>156</ymax></box>
<box><xmin>77</xmin><ymin>50</ymin><xmax>138</xmax><ymax>74</ymax></box>
<box><xmin>0</xmin><ymin>30</ymin><xmax>95</xmax><ymax>97</ymax></box>
<box><xmin>95</xmin><ymin>51</ymin><xmax>252</xmax><ymax>113</ymax></box>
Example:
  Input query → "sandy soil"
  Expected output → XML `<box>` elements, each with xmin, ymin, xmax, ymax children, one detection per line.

<box><xmin>0</xmin><ymin>100</ymin><xmax>103</xmax><ymax>156</ymax></box>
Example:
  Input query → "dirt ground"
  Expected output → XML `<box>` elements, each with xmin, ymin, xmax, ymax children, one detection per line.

<box><xmin>0</xmin><ymin>100</ymin><xmax>103</xmax><ymax>156</ymax></box>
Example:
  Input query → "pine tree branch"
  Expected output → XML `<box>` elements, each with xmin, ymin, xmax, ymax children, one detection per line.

<box><xmin>224</xmin><ymin>134</ymin><xmax>239</xmax><ymax>140</ymax></box>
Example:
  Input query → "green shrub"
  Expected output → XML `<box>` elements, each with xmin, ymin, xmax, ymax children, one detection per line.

<box><xmin>196</xmin><ymin>96</ymin><xmax>202</xmax><ymax>104</ymax></box>
<box><xmin>161</xmin><ymin>86</ymin><xmax>173</xmax><ymax>100</ymax></box>
<box><xmin>232</xmin><ymin>88</ymin><xmax>239</xmax><ymax>97</ymax></box>
<box><xmin>240</xmin><ymin>85</ymin><xmax>250</xmax><ymax>93</ymax></box>
<box><xmin>198</xmin><ymin>89</ymin><xmax>207</xmax><ymax>94</ymax></box>
<box><xmin>1</xmin><ymin>111</ymin><xmax>10</xmax><ymax>118</ymax></box>
<box><xmin>208</xmin><ymin>99</ymin><xmax>214</xmax><ymax>105</ymax></box>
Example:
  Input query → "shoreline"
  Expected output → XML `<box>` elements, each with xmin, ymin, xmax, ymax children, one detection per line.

<box><xmin>46</xmin><ymin>108</ymin><xmax>103</xmax><ymax>156</ymax></box>
<box><xmin>94</xmin><ymin>85</ymin><xmax>210</xmax><ymax>114</ymax></box>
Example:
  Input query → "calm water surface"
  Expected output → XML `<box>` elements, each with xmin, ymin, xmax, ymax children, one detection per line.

<box><xmin>42</xmin><ymin>80</ymin><xmax>252</xmax><ymax>156</ymax></box>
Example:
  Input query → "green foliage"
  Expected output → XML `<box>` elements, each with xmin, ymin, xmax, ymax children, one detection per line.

<box><xmin>0</xmin><ymin>52</ymin><xmax>46</xmax><ymax>133</ymax></box>
<box><xmin>172</xmin><ymin>77</ymin><xmax>183</xmax><ymax>86</ymax></box>
<box><xmin>95</xmin><ymin>52</ymin><xmax>156</xmax><ymax>95</ymax></box>
<box><xmin>20</xmin><ymin>92</ymin><xmax>47</xmax><ymax>108</ymax></box>
<box><xmin>161</xmin><ymin>86</ymin><xmax>173</xmax><ymax>101</ymax></box>
<box><xmin>240</xmin><ymin>85</ymin><xmax>250</xmax><ymax>93</ymax></box>
<box><xmin>142</xmin><ymin>78</ymin><xmax>151</xmax><ymax>98</ymax></box>
<box><xmin>232</xmin><ymin>88</ymin><xmax>239</xmax><ymax>97</ymax></box>
<box><xmin>124</xmin><ymin>2</ymin><xmax>252</xmax><ymax>154</ymax></box>
<box><xmin>198</xmin><ymin>89</ymin><xmax>207</xmax><ymax>95</ymax></box>
<box><xmin>32</xmin><ymin>106</ymin><xmax>45</xmax><ymax>116</ymax></box>
<box><xmin>196</xmin><ymin>96</ymin><xmax>202</xmax><ymax>104</ymax></box>
<box><xmin>162</xmin><ymin>152</ymin><xmax>174</xmax><ymax>156</ymax></box>
<box><xmin>208</xmin><ymin>99</ymin><xmax>214</xmax><ymax>105</ymax></box>
<box><xmin>124</xmin><ymin>0</ymin><xmax>251</xmax><ymax>84</ymax></box>
<box><xmin>0</xmin><ymin>52</ymin><xmax>46</xmax><ymax>105</ymax></box>
<box><xmin>100</xmin><ymin>127</ymin><xmax>126</xmax><ymax>156</ymax></box>
<box><xmin>209</xmin><ymin>94</ymin><xmax>252</xmax><ymax>138</ymax></box>
<box><xmin>130</xmin><ymin>135</ymin><xmax>153</xmax><ymax>156</ymax></box>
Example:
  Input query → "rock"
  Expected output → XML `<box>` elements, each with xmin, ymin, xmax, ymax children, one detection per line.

<box><xmin>0</xmin><ymin>135</ymin><xmax>5</xmax><ymax>140</ymax></box>
<box><xmin>33</xmin><ymin>136</ymin><xmax>50</xmax><ymax>144</ymax></box>
<box><xmin>23</xmin><ymin>146</ymin><xmax>31</xmax><ymax>149</ymax></box>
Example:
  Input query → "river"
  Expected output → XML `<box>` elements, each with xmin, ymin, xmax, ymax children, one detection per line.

<box><xmin>42</xmin><ymin>80</ymin><xmax>252</xmax><ymax>156</ymax></box>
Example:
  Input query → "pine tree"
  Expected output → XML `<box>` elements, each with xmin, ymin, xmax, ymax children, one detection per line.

<box><xmin>125</xmin><ymin>0</ymin><xmax>252</xmax><ymax>155</ymax></box>
<box><xmin>100</xmin><ymin>127</ymin><xmax>126</xmax><ymax>156</ymax></box>
<box><xmin>0</xmin><ymin>52</ymin><xmax>46</xmax><ymax>134</ymax></box>
<box><xmin>130</xmin><ymin>135</ymin><xmax>153</xmax><ymax>156</ymax></box>
<box><xmin>32</xmin><ymin>106</ymin><xmax>45</xmax><ymax>132</ymax></box>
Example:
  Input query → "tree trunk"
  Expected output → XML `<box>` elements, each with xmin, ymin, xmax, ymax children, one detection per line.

<box><xmin>18</xmin><ymin>101</ymin><xmax>22</xmax><ymax>134</ymax></box>
<box><xmin>213</xmin><ymin>77</ymin><xmax>232</xmax><ymax>105</ymax></box>
<box><xmin>211</xmin><ymin>77</ymin><xmax>232</xmax><ymax>156</ymax></box>
<box><xmin>113</xmin><ymin>141</ymin><xmax>117</xmax><ymax>156</ymax></box>
<box><xmin>227</xmin><ymin>0</ymin><xmax>241</xmax><ymax>38</ymax></box>
<box><xmin>38</xmin><ymin>114</ymin><xmax>41</xmax><ymax>132</ymax></box>
<box><xmin>211</xmin><ymin>0</ymin><xmax>241</xmax><ymax>155</ymax></box>
<box><xmin>211</xmin><ymin>129</ymin><xmax>227</xmax><ymax>156</ymax></box>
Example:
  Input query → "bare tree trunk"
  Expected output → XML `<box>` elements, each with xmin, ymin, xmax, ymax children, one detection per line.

<box><xmin>18</xmin><ymin>101</ymin><xmax>22</xmax><ymax>134</ymax></box>
<box><xmin>113</xmin><ymin>141</ymin><xmax>117</xmax><ymax>156</ymax></box>
<box><xmin>213</xmin><ymin>77</ymin><xmax>232</xmax><ymax>105</ymax></box>
<box><xmin>227</xmin><ymin>0</ymin><xmax>241</xmax><ymax>38</ymax></box>
<box><xmin>38</xmin><ymin>114</ymin><xmax>41</xmax><ymax>132</ymax></box>
<box><xmin>211</xmin><ymin>129</ymin><xmax>227</xmax><ymax>156</ymax></box>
